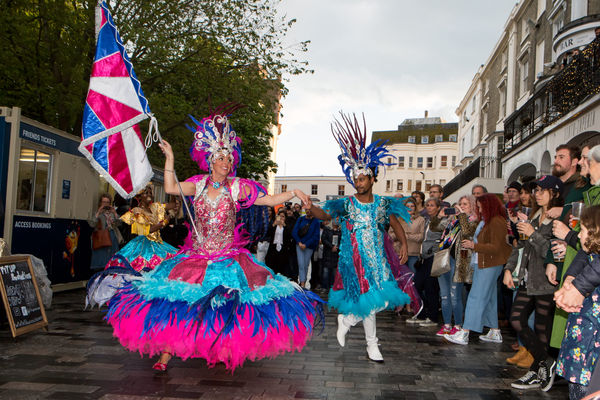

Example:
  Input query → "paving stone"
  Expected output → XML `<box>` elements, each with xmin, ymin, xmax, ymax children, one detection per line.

<box><xmin>0</xmin><ymin>289</ymin><xmax>569</xmax><ymax>399</ymax></box>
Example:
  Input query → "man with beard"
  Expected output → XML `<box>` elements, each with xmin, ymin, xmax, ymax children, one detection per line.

<box><xmin>308</xmin><ymin>112</ymin><xmax>410</xmax><ymax>363</ymax></box>
<box><xmin>552</xmin><ymin>144</ymin><xmax>583</xmax><ymax>203</ymax></box>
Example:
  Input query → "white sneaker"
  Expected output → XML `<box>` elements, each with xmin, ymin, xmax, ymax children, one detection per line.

<box><xmin>444</xmin><ymin>329</ymin><xmax>469</xmax><ymax>345</ymax></box>
<box><xmin>366</xmin><ymin>343</ymin><xmax>384</xmax><ymax>363</ymax></box>
<box><xmin>479</xmin><ymin>329</ymin><xmax>502</xmax><ymax>343</ymax></box>
<box><xmin>418</xmin><ymin>318</ymin><xmax>437</xmax><ymax>327</ymax></box>
<box><xmin>406</xmin><ymin>315</ymin><xmax>421</xmax><ymax>324</ymax></box>
<box><xmin>336</xmin><ymin>314</ymin><xmax>350</xmax><ymax>347</ymax></box>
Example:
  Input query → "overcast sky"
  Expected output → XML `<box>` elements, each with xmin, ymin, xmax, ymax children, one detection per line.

<box><xmin>275</xmin><ymin>0</ymin><xmax>518</xmax><ymax>176</ymax></box>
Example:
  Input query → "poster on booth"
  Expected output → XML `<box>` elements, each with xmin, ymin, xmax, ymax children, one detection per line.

<box><xmin>11</xmin><ymin>216</ymin><xmax>93</xmax><ymax>284</ymax></box>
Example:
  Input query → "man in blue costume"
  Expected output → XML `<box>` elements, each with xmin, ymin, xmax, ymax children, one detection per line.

<box><xmin>309</xmin><ymin>112</ymin><xmax>410</xmax><ymax>362</ymax></box>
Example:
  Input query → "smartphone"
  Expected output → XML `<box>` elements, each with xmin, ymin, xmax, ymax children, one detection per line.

<box><xmin>444</xmin><ymin>208</ymin><xmax>457</xmax><ymax>215</ymax></box>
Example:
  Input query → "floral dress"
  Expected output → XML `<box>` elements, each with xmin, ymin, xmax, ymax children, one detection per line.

<box><xmin>557</xmin><ymin>253</ymin><xmax>600</xmax><ymax>385</ymax></box>
<box><xmin>322</xmin><ymin>195</ymin><xmax>410</xmax><ymax>318</ymax></box>
<box><xmin>88</xmin><ymin>176</ymin><xmax>323</xmax><ymax>370</ymax></box>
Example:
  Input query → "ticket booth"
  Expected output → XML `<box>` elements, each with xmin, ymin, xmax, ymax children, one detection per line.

<box><xmin>0</xmin><ymin>107</ymin><xmax>101</xmax><ymax>288</ymax></box>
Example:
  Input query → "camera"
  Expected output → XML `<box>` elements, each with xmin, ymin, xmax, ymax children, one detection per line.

<box><xmin>444</xmin><ymin>208</ymin><xmax>457</xmax><ymax>215</ymax></box>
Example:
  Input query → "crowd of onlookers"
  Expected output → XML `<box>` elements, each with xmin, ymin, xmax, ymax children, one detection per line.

<box><xmin>91</xmin><ymin>140</ymin><xmax>600</xmax><ymax>397</ymax></box>
<box><xmin>255</xmin><ymin>203</ymin><xmax>341</xmax><ymax>292</ymax></box>
<box><xmin>393</xmin><ymin>142</ymin><xmax>600</xmax><ymax>398</ymax></box>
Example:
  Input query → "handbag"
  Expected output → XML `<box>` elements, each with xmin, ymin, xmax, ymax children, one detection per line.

<box><xmin>430</xmin><ymin>234</ymin><xmax>458</xmax><ymax>277</ymax></box>
<box><xmin>430</xmin><ymin>247</ymin><xmax>452</xmax><ymax>277</ymax></box>
<box><xmin>512</xmin><ymin>248</ymin><xmax>524</xmax><ymax>288</ymax></box>
<box><xmin>92</xmin><ymin>220</ymin><xmax>113</xmax><ymax>250</ymax></box>
<box><xmin>298</xmin><ymin>222</ymin><xmax>310</xmax><ymax>238</ymax></box>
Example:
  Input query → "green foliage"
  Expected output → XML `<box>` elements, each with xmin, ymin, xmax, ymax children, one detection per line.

<box><xmin>0</xmin><ymin>0</ymin><xmax>311</xmax><ymax>178</ymax></box>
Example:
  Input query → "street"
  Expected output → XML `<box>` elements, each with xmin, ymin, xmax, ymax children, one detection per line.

<box><xmin>0</xmin><ymin>289</ymin><xmax>568</xmax><ymax>400</ymax></box>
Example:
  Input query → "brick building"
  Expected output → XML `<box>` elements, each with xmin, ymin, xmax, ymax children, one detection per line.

<box><xmin>448</xmin><ymin>0</ymin><xmax>600</xmax><ymax>202</ymax></box>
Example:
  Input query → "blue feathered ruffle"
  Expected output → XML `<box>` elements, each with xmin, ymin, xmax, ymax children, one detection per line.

<box><xmin>328</xmin><ymin>280</ymin><xmax>410</xmax><ymax>318</ymax></box>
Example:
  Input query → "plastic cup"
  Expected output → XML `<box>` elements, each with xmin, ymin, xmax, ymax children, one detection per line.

<box><xmin>552</xmin><ymin>240</ymin><xmax>565</xmax><ymax>262</ymax></box>
<box><xmin>571</xmin><ymin>202</ymin><xmax>583</xmax><ymax>228</ymax></box>
<box><xmin>518</xmin><ymin>220</ymin><xmax>530</xmax><ymax>241</ymax></box>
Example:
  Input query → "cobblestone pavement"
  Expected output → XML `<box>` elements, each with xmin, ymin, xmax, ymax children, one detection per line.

<box><xmin>0</xmin><ymin>289</ymin><xmax>568</xmax><ymax>399</ymax></box>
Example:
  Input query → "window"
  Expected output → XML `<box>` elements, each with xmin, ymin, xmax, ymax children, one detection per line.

<box><xmin>396</xmin><ymin>179</ymin><xmax>403</xmax><ymax>191</ymax></box>
<box><xmin>281</xmin><ymin>184</ymin><xmax>287</xmax><ymax>193</ymax></box>
<box><xmin>17</xmin><ymin>147</ymin><xmax>52</xmax><ymax>212</ymax></box>
<box><xmin>501</xmin><ymin>49</ymin><xmax>508</xmax><ymax>71</ymax></box>
<box><xmin>415</xmin><ymin>180</ymin><xmax>422</xmax><ymax>191</ymax></box>
<box><xmin>311</xmin><ymin>184</ymin><xmax>318</xmax><ymax>195</ymax></box>
<box><xmin>398</xmin><ymin>156</ymin><xmax>405</xmax><ymax>168</ymax></box>
<box><xmin>387</xmin><ymin>157</ymin><xmax>393</xmax><ymax>165</ymax></box>
<box><xmin>440</xmin><ymin>179</ymin><xmax>446</xmax><ymax>186</ymax></box>
<box><xmin>386</xmin><ymin>180</ymin><xmax>392</xmax><ymax>192</ymax></box>
<box><xmin>407</xmin><ymin>179</ymin><xmax>412</xmax><ymax>191</ymax></box>
<box><xmin>537</xmin><ymin>0</ymin><xmax>545</xmax><ymax>18</ymax></box>
<box><xmin>471</xmin><ymin>95</ymin><xmax>477</xmax><ymax>114</ymax></box>
<box><xmin>452</xmin><ymin>155</ymin><xmax>457</xmax><ymax>167</ymax></box>
<box><xmin>338</xmin><ymin>185</ymin><xmax>345</xmax><ymax>196</ymax></box>
<box><xmin>425</xmin><ymin>180</ymin><xmax>432</xmax><ymax>191</ymax></box>
<box><xmin>426</xmin><ymin>157</ymin><xmax>433</xmax><ymax>168</ymax></box>
<box><xmin>520</xmin><ymin>56</ymin><xmax>529</xmax><ymax>96</ymax></box>
<box><xmin>417</xmin><ymin>157</ymin><xmax>423</xmax><ymax>168</ymax></box>
<box><xmin>408</xmin><ymin>136</ymin><xmax>416</xmax><ymax>143</ymax></box>
<box><xmin>421</xmin><ymin>136</ymin><xmax>429</xmax><ymax>144</ymax></box>
<box><xmin>552</xmin><ymin>11</ymin><xmax>564</xmax><ymax>39</ymax></box>
<box><xmin>499</xmin><ymin>82</ymin><xmax>507</xmax><ymax>118</ymax></box>
<box><xmin>435</xmin><ymin>134</ymin><xmax>443</xmax><ymax>142</ymax></box>
<box><xmin>408</xmin><ymin>156</ymin><xmax>413</xmax><ymax>168</ymax></box>
<box><xmin>441</xmin><ymin>155</ymin><xmax>448</xmax><ymax>167</ymax></box>
<box><xmin>449</xmin><ymin>134</ymin><xmax>457</xmax><ymax>142</ymax></box>
<box><xmin>521</xmin><ymin>19</ymin><xmax>530</xmax><ymax>43</ymax></box>
<box><xmin>571</xmin><ymin>0</ymin><xmax>587</xmax><ymax>21</ymax></box>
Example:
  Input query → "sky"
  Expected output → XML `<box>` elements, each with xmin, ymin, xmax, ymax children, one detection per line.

<box><xmin>275</xmin><ymin>0</ymin><xmax>518</xmax><ymax>176</ymax></box>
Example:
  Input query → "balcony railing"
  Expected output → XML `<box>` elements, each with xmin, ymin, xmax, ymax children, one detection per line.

<box><xmin>443</xmin><ymin>156</ymin><xmax>502</xmax><ymax>198</ymax></box>
<box><xmin>503</xmin><ymin>37</ymin><xmax>600</xmax><ymax>155</ymax></box>
<box><xmin>443</xmin><ymin>157</ymin><xmax>480</xmax><ymax>197</ymax></box>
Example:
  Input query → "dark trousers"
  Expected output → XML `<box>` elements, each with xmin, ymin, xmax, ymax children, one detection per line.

<box><xmin>510</xmin><ymin>287</ymin><xmax>555</xmax><ymax>371</ymax></box>
<box><xmin>414</xmin><ymin>256</ymin><xmax>440</xmax><ymax>322</ymax></box>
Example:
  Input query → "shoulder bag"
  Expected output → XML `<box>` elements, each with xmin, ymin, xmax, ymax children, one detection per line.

<box><xmin>92</xmin><ymin>218</ymin><xmax>113</xmax><ymax>250</ymax></box>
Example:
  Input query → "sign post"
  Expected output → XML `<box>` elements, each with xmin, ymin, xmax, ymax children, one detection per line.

<box><xmin>0</xmin><ymin>255</ymin><xmax>48</xmax><ymax>337</ymax></box>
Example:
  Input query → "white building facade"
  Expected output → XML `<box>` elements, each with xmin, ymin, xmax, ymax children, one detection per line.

<box><xmin>371</xmin><ymin>116</ymin><xmax>459</xmax><ymax>198</ymax></box>
<box><xmin>273</xmin><ymin>176</ymin><xmax>355</xmax><ymax>202</ymax></box>
<box><xmin>449</xmin><ymin>0</ymin><xmax>600</xmax><ymax>202</ymax></box>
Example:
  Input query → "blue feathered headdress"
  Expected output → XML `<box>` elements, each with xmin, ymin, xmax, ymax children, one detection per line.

<box><xmin>331</xmin><ymin>112</ymin><xmax>394</xmax><ymax>186</ymax></box>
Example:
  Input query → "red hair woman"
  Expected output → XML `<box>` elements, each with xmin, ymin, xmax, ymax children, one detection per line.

<box><xmin>445</xmin><ymin>193</ymin><xmax>512</xmax><ymax>346</ymax></box>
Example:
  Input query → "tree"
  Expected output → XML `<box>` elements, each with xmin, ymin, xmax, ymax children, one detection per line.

<box><xmin>0</xmin><ymin>0</ymin><xmax>311</xmax><ymax>179</ymax></box>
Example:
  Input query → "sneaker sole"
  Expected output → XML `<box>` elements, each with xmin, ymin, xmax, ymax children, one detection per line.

<box><xmin>511</xmin><ymin>382</ymin><xmax>541</xmax><ymax>390</ymax></box>
<box><xmin>541</xmin><ymin>362</ymin><xmax>557</xmax><ymax>392</ymax></box>
<box><xmin>444</xmin><ymin>336</ymin><xmax>468</xmax><ymax>345</ymax></box>
<box><xmin>479</xmin><ymin>337</ymin><xmax>503</xmax><ymax>343</ymax></box>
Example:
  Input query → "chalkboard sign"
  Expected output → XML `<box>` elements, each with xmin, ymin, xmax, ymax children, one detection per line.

<box><xmin>0</xmin><ymin>256</ymin><xmax>48</xmax><ymax>337</ymax></box>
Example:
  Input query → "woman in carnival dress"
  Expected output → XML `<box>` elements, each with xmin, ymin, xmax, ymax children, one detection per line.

<box><xmin>86</xmin><ymin>187</ymin><xmax>179</xmax><ymax>307</ymax></box>
<box><xmin>308</xmin><ymin>112</ymin><xmax>411</xmax><ymax>362</ymax></box>
<box><xmin>112</xmin><ymin>185</ymin><xmax>178</xmax><ymax>271</ymax></box>
<box><xmin>91</xmin><ymin>110</ymin><xmax>323</xmax><ymax>372</ymax></box>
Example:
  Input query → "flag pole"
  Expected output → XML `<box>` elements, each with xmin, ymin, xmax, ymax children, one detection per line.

<box><xmin>146</xmin><ymin>115</ymin><xmax>202</xmax><ymax>242</ymax></box>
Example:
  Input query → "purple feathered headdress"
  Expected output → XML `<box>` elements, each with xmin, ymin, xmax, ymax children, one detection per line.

<box><xmin>331</xmin><ymin>112</ymin><xmax>394</xmax><ymax>187</ymax></box>
<box><xmin>187</xmin><ymin>104</ymin><xmax>244</xmax><ymax>176</ymax></box>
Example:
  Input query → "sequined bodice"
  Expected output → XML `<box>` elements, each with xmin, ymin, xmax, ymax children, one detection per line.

<box><xmin>193</xmin><ymin>186</ymin><xmax>236</xmax><ymax>254</ymax></box>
